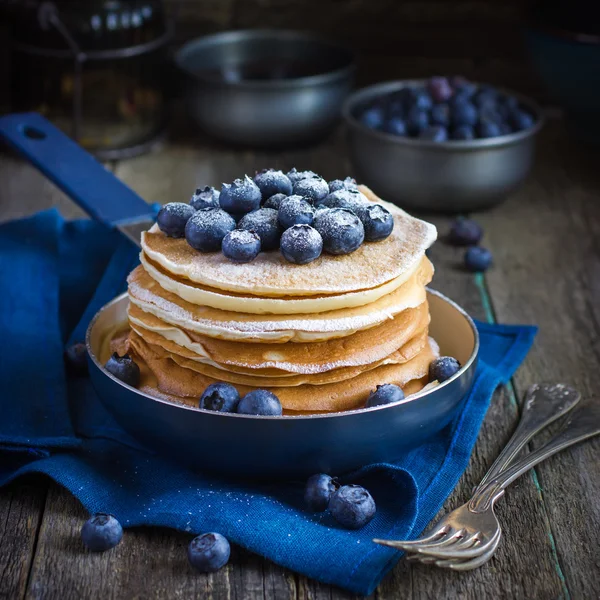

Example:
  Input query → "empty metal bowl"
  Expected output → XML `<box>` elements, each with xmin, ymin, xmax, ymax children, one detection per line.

<box><xmin>175</xmin><ymin>30</ymin><xmax>355</xmax><ymax>147</ymax></box>
<box><xmin>86</xmin><ymin>289</ymin><xmax>478</xmax><ymax>480</ymax></box>
<box><xmin>342</xmin><ymin>80</ymin><xmax>544</xmax><ymax>212</ymax></box>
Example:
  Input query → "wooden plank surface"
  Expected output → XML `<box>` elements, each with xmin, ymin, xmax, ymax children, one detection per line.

<box><xmin>1</xmin><ymin>120</ymin><xmax>598</xmax><ymax>599</ymax></box>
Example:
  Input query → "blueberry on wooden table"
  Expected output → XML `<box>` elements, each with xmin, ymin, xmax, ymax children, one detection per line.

<box><xmin>188</xmin><ymin>532</ymin><xmax>230</xmax><ymax>573</ymax></box>
<box><xmin>464</xmin><ymin>246</ymin><xmax>493</xmax><ymax>272</ymax></box>
<box><xmin>446</xmin><ymin>219</ymin><xmax>483</xmax><ymax>246</ymax></box>
<box><xmin>81</xmin><ymin>513</ymin><xmax>123</xmax><ymax>552</ymax></box>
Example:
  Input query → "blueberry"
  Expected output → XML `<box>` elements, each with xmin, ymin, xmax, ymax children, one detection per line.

<box><xmin>428</xmin><ymin>76</ymin><xmax>453</xmax><ymax>103</ymax></box>
<box><xmin>328</xmin><ymin>177</ymin><xmax>358</xmax><ymax>193</ymax></box>
<box><xmin>278</xmin><ymin>196</ymin><xmax>315</xmax><ymax>229</ymax></box>
<box><xmin>237</xmin><ymin>208</ymin><xmax>281</xmax><ymax>251</ymax></box>
<box><xmin>419</xmin><ymin>125</ymin><xmax>448</xmax><ymax>142</ymax></box>
<box><xmin>477</xmin><ymin>121</ymin><xmax>502</xmax><ymax>138</ymax></box>
<box><xmin>320</xmin><ymin>189</ymin><xmax>368</xmax><ymax>212</ymax></box>
<box><xmin>479</xmin><ymin>105</ymin><xmax>503</xmax><ymax>125</ymax></box>
<box><xmin>200</xmin><ymin>382</ymin><xmax>241</xmax><ymax>412</ymax></box>
<box><xmin>313</xmin><ymin>208</ymin><xmax>365</xmax><ymax>255</ymax></box>
<box><xmin>237</xmin><ymin>389</ymin><xmax>282</xmax><ymax>416</ymax></box>
<box><xmin>430</xmin><ymin>104</ymin><xmax>451</xmax><ymax>127</ymax></box>
<box><xmin>365</xmin><ymin>383</ymin><xmax>405</xmax><ymax>408</ymax></box>
<box><xmin>253</xmin><ymin>169</ymin><xmax>293</xmax><ymax>199</ymax></box>
<box><xmin>500</xmin><ymin>123</ymin><xmax>513</xmax><ymax>135</ymax></box>
<box><xmin>429</xmin><ymin>356</ymin><xmax>461</xmax><ymax>382</ymax></box>
<box><xmin>329</xmin><ymin>485</ymin><xmax>376</xmax><ymax>529</ymax></box>
<box><xmin>222</xmin><ymin>230</ymin><xmax>261</xmax><ymax>263</ymax></box>
<box><xmin>474</xmin><ymin>86</ymin><xmax>498</xmax><ymax>108</ymax></box>
<box><xmin>64</xmin><ymin>342</ymin><xmax>88</xmax><ymax>376</ymax></box>
<box><xmin>286</xmin><ymin>169</ymin><xmax>317</xmax><ymax>185</ymax></box>
<box><xmin>451</xmin><ymin>101</ymin><xmax>478</xmax><ymax>127</ymax></box>
<box><xmin>447</xmin><ymin>219</ymin><xmax>483</xmax><ymax>246</ymax></box>
<box><xmin>156</xmin><ymin>202</ymin><xmax>196</xmax><ymax>238</ymax></box>
<box><xmin>292</xmin><ymin>175</ymin><xmax>329</xmax><ymax>204</ymax></box>
<box><xmin>451</xmin><ymin>124</ymin><xmax>475</xmax><ymax>140</ymax></box>
<box><xmin>105</xmin><ymin>353</ymin><xmax>140</xmax><ymax>388</ymax></box>
<box><xmin>263</xmin><ymin>193</ymin><xmax>287</xmax><ymax>210</ymax></box>
<box><xmin>355</xmin><ymin>204</ymin><xmax>394</xmax><ymax>242</ymax></box>
<box><xmin>406</xmin><ymin>106</ymin><xmax>429</xmax><ymax>136</ymax></box>
<box><xmin>360</xmin><ymin>106</ymin><xmax>385</xmax><ymax>130</ymax></box>
<box><xmin>185</xmin><ymin>208</ymin><xmax>236</xmax><ymax>252</ymax></box>
<box><xmin>383</xmin><ymin>116</ymin><xmax>407</xmax><ymax>136</ymax></box>
<box><xmin>412</xmin><ymin>89</ymin><xmax>433</xmax><ymax>111</ymax></box>
<box><xmin>219</xmin><ymin>176</ymin><xmax>262</xmax><ymax>214</ymax></box>
<box><xmin>450</xmin><ymin>77</ymin><xmax>477</xmax><ymax>98</ymax></box>
<box><xmin>187</xmin><ymin>532</ymin><xmax>230</xmax><ymax>573</ymax></box>
<box><xmin>304</xmin><ymin>474</ymin><xmax>339</xmax><ymax>512</ymax></box>
<box><xmin>190</xmin><ymin>186</ymin><xmax>220</xmax><ymax>211</ymax></box>
<box><xmin>503</xmin><ymin>95</ymin><xmax>519</xmax><ymax>112</ymax></box>
<box><xmin>510</xmin><ymin>109</ymin><xmax>535</xmax><ymax>131</ymax></box>
<box><xmin>81</xmin><ymin>513</ymin><xmax>123</xmax><ymax>552</ymax></box>
<box><xmin>280</xmin><ymin>224</ymin><xmax>323</xmax><ymax>265</ymax></box>
<box><xmin>464</xmin><ymin>246</ymin><xmax>493</xmax><ymax>272</ymax></box>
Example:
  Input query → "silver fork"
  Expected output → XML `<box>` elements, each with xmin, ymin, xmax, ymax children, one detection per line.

<box><xmin>373</xmin><ymin>385</ymin><xmax>600</xmax><ymax>564</ymax></box>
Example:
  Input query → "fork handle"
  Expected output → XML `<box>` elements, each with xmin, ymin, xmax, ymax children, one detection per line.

<box><xmin>474</xmin><ymin>383</ymin><xmax>580</xmax><ymax>491</ymax></box>
<box><xmin>470</xmin><ymin>402</ymin><xmax>600</xmax><ymax>512</ymax></box>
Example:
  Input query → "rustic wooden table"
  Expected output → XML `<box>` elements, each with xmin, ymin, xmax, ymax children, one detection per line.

<box><xmin>1</xmin><ymin>119</ymin><xmax>599</xmax><ymax>600</ymax></box>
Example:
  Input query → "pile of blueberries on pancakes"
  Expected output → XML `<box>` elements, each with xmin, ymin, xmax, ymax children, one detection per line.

<box><xmin>156</xmin><ymin>169</ymin><xmax>394</xmax><ymax>265</ymax></box>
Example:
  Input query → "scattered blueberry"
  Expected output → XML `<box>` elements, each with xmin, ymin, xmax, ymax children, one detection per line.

<box><xmin>292</xmin><ymin>175</ymin><xmax>329</xmax><ymax>204</ymax></box>
<box><xmin>430</xmin><ymin>104</ymin><xmax>451</xmax><ymax>127</ymax></box>
<box><xmin>280</xmin><ymin>224</ymin><xmax>323</xmax><ymax>265</ymax></box>
<box><xmin>464</xmin><ymin>246</ymin><xmax>493</xmax><ymax>272</ymax></box>
<box><xmin>156</xmin><ymin>202</ymin><xmax>195</xmax><ymax>238</ymax></box>
<box><xmin>278</xmin><ymin>196</ymin><xmax>315</xmax><ymax>229</ymax></box>
<box><xmin>219</xmin><ymin>176</ymin><xmax>262</xmax><ymax>214</ymax></box>
<box><xmin>510</xmin><ymin>109</ymin><xmax>535</xmax><ymax>131</ymax></box>
<box><xmin>304</xmin><ymin>474</ymin><xmax>339</xmax><ymax>512</ymax></box>
<box><xmin>104</xmin><ymin>353</ymin><xmax>140</xmax><ymax>388</ymax></box>
<box><xmin>237</xmin><ymin>389</ymin><xmax>283</xmax><ymax>416</ymax></box>
<box><xmin>451</xmin><ymin>101</ymin><xmax>478</xmax><ymax>127</ymax></box>
<box><xmin>187</xmin><ymin>532</ymin><xmax>230</xmax><ymax>573</ymax></box>
<box><xmin>254</xmin><ymin>169</ymin><xmax>293</xmax><ymax>198</ymax></box>
<box><xmin>185</xmin><ymin>208</ymin><xmax>236</xmax><ymax>252</ymax></box>
<box><xmin>365</xmin><ymin>383</ymin><xmax>405</xmax><ymax>408</ymax></box>
<box><xmin>237</xmin><ymin>208</ymin><xmax>281</xmax><ymax>251</ymax></box>
<box><xmin>81</xmin><ymin>513</ymin><xmax>123</xmax><ymax>552</ymax></box>
<box><xmin>64</xmin><ymin>342</ymin><xmax>88</xmax><ymax>376</ymax></box>
<box><xmin>406</xmin><ymin>106</ymin><xmax>429</xmax><ymax>136</ymax></box>
<box><xmin>190</xmin><ymin>186</ymin><xmax>220</xmax><ymax>211</ymax></box>
<box><xmin>477</xmin><ymin>121</ymin><xmax>502</xmax><ymax>138</ymax></box>
<box><xmin>320</xmin><ymin>189</ymin><xmax>368</xmax><ymax>212</ymax></box>
<box><xmin>222</xmin><ymin>230</ymin><xmax>261</xmax><ymax>263</ymax></box>
<box><xmin>429</xmin><ymin>356</ymin><xmax>461</xmax><ymax>383</ymax></box>
<box><xmin>328</xmin><ymin>177</ymin><xmax>358</xmax><ymax>193</ymax></box>
<box><xmin>329</xmin><ymin>485</ymin><xmax>376</xmax><ymax>529</ymax></box>
<box><xmin>313</xmin><ymin>208</ymin><xmax>365</xmax><ymax>255</ymax></box>
<box><xmin>360</xmin><ymin>106</ymin><xmax>385</xmax><ymax>130</ymax></box>
<box><xmin>451</xmin><ymin>124</ymin><xmax>475</xmax><ymax>140</ymax></box>
<box><xmin>419</xmin><ymin>125</ymin><xmax>448</xmax><ymax>142</ymax></box>
<box><xmin>263</xmin><ymin>193</ymin><xmax>287</xmax><ymax>210</ymax></box>
<box><xmin>356</xmin><ymin>204</ymin><xmax>394</xmax><ymax>242</ymax></box>
<box><xmin>383</xmin><ymin>117</ymin><xmax>407</xmax><ymax>136</ymax></box>
<box><xmin>200</xmin><ymin>382</ymin><xmax>241</xmax><ymax>412</ymax></box>
<box><xmin>428</xmin><ymin>76</ymin><xmax>453</xmax><ymax>103</ymax></box>
<box><xmin>447</xmin><ymin>219</ymin><xmax>483</xmax><ymax>246</ymax></box>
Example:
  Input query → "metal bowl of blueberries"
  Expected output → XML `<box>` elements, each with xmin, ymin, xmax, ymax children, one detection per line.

<box><xmin>175</xmin><ymin>29</ymin><xmax>355</xmax><ymax>147</ymax></box>
<box><xmin>342</xmin><ymin>77</ymin><xmax>544</xmax><ymax>212</ymax></box>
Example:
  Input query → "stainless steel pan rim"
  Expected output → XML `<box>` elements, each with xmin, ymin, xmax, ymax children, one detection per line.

<box><xmin>342</xmin><ymin>79</ymin><xmax>545</xmax><ymax>152</ymax></box>
<box><xmin>86</xmin><ymin>288</ymin><xmax>479</xmax><ymax>421</ymax></box>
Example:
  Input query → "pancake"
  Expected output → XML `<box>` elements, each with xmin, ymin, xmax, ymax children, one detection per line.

<box><xmin>128</xmin><ymin>332</ymin><xmax>439</xmax><ymax>412</ymax></box>
<box><xmin>128</xmin><ymin>257</ymin><xmax>433</xmax><ymax>342</ymax></box>
<box><xmin>141</xmin><ymin>191</ymin><xmax>437</xmax><ymax>298</ymax></box>
<box><xmin>128</xmin><ymin>326</ymin><xmax>429</xmax><ymax>386</ymax></box>
<box><xmin>140</xmin><ymin>252</ymin><xmax>424</xmax><ymax>315</ymax></box>
<box><xmin>127</xmin><ymin>301</ymin><xmax>430</xmax><ymax>375</ymax></box>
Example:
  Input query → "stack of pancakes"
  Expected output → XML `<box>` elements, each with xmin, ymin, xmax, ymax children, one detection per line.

<box><xmin>118</xmin><ymin>187</ymin><xmax>438</xmax><ymax>414</ymax></box>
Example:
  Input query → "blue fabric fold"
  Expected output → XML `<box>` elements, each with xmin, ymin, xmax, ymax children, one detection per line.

<box><xmin>0</xmin><ymin>210</ymin><xmax>537</xmax><ymax>595</ymax></box>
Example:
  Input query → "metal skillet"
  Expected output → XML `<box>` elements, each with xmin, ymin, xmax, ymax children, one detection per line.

<box><xmin>0</xmin><ymin>113</ymin><xmax>479</xmax><ymax>479</ymax></box>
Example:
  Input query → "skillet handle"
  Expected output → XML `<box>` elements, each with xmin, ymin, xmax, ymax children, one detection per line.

<box><xmin>0</xmin><ymin>112</ymin><xmax>155</xmax><ymax>228</ymax></box>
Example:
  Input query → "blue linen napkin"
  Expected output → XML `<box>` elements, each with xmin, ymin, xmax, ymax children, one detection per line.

<box><xmin>0</xmin><ymin>210</ymin><xmax>537</xmax><ymax>595</ymax></box>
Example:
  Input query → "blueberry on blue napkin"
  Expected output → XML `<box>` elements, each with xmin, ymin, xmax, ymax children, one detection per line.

<box><xmin>0</xmin><ymin>210</ymin><xmax>536</xmax><ymax>595</ymax></box>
